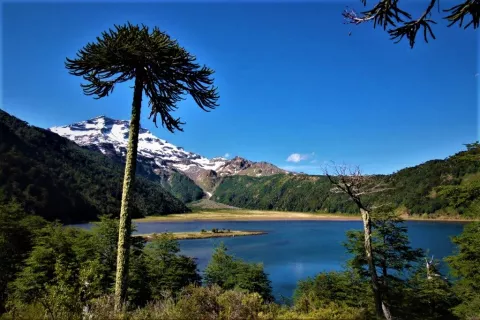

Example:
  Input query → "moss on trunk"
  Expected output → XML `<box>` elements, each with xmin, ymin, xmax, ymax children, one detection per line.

<box><xmin>114</xmin><ymin>67</ymin><xmax>144</xmax><ymax>312</ymax></box>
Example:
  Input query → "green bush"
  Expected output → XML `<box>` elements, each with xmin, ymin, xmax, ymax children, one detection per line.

<box><xmin>204</xmin><ymin>243</ymin><xmax>273</xmax><ymax>302</ymax></box>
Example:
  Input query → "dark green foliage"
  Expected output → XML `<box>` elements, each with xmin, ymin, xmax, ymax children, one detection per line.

<box><xmin>204</xmin><ymin>243</ymin><xmax>274</xmax><ymax>302</ymax></box>
<box><xmin>213</xmin><ymin>174</ymin><xmax>359</xmax><ymax>213</ymax></box>
<box><xmin>341</xmin><ymin>209</ymin><xmax>458</xmax><ymax>319</ymax></box>
<box><xmin>163</xmin><ymin>172</ymin><xmax>204</xmax><ymax>203</ymax></box>
<box><xmin>143</xmin><ymin>233</ymin><xmax>201</xmax><ymax>299</ymax></box>
<box><xmin>344</xmin><ymin>209</ymin><xmax>424</xmax><ymax>280</ymax></box>
<box><xmin>4</xmin><ymin>216</ymin><xmax>201</xmax><ymax>316</ymax></box>
<box><xmin>0</xmin><ymin>109</ymin><xmax>188</xmax><ymax>223</ymax></box>
<box><xmin>7</xmin><ymin>223</ymin><xmax>96</xmax><ymax>318</ymax></box>
<box><xmin>400</xmin><ymin>263</ymin><xmax>458</xmax><ymax>320</ymax></box>
<box><xmin>213</xmin><ymin>143</ymin><xmax>480</xmax><ymax>217</ymax></box>
<box><xmin>446</xmin><ymin>222</ymin><xmax>480</xmax><ymax>319</ymax></box>
<box><xmin>293</xmin><ymin>271</ymin><xmax>372</xmax><ymax>314</ymax></box>
<box><xmin>0</xmin><ymin>201</ymin><xmax>47</xmax><ymax>313</ymax></box>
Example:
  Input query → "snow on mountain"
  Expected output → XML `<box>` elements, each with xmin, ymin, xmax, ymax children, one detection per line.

<box><xmin>49</xmin><ymin>116</ymin><xmax>288</xmax><ymax>192</ymax></box>
<box><xmin>50</xmin><ymin>116</ymin><xmax>227</xmax><ymax>172</ymax></box>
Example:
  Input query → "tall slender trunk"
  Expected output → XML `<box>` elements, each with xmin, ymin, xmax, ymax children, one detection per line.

<box><xmin>114</xmin><ymin>66</ymin><xmax>144</xmax><ymax>312</ymax></box>
<box><xmin>360</xmin><ymin>208</ymin><xmax>392</xmax><ymax>320</ymax></box>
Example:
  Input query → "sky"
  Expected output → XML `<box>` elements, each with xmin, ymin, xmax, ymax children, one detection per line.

<box><xmin>2</xmin><ymin>1</ymin><xmax>478</xmax><ymax>175</ymax></box>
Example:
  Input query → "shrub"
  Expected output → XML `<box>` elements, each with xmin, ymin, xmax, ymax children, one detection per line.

<box><xmin>204</xmin><ymin>243</ymin><xmax>273</xmax><ymax>302</ymax></box>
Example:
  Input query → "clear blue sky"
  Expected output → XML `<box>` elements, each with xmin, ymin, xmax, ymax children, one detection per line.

<box><xmin>2</xmin><ymin>1</ymin><xmax>478</xmax><ymax>174</ymax></box>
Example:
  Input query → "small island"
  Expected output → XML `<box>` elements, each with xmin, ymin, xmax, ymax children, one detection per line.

<box><xmin>136</xmin><ymin>228</ymin><xmax>267</xmax><ymax>241</ymax></box>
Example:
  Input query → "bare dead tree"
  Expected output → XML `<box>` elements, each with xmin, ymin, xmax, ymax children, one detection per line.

<box><xmin>324</xmin><ymin>164</ymin><xmax>393</xmax><ymax>320</ymax></box>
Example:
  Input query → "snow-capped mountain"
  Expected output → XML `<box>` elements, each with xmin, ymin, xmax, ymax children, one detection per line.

<box><xmin>49</xmin><ymin>116</ymin><xmax>287</xmax><ymax>194</ymax></box>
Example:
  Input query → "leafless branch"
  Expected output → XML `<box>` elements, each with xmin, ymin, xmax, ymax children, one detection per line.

<box><xmin>324</xmin><ymin>163</ymin><xmax>394</xmax><ymax>212</ymax></box>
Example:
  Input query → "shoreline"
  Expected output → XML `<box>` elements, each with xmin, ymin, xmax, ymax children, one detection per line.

<box><xmin>135</xmin><ymin>230</ymin><xmax>267</xmax><ymax>240</ymax></box>
<box><xmin>133</xmin><ymin>210</ymin><xmax>478</xmax><ymax>223</ymax></box>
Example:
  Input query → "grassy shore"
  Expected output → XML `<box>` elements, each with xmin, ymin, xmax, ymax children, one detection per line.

<box><xmin>135</xmin><ymin>230</ymin><xmax>267</xmax><ymax>241</ymax></box>
<box><xmin>133</xmin><ymin>209</ymin><xmax>479</xmax><ymax>223</ymax></box>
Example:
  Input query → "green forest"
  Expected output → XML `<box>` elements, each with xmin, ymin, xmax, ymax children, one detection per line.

<box><xmin>0</xmin><ymin>110</ymin><xmax>190</xmax><ymax>223</ymax></box>
<box><xmin>213</xmin><ymin>142</ymin><xmax>480</xmax><ymax>217</ymax></box>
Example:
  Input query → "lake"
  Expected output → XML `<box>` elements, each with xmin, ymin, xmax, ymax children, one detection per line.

<box><xmin>76</xmin><ymin>220</ymin><xmax>465</xmax><ymax>300</ymax></box>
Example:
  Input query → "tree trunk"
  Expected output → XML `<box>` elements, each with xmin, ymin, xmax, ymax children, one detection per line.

<box><xmin>114</xmin><ymin>67</ymin><xmax>144</xmax><ymax>312</ymax></box>
<box><xmin>360</xmin><ymin>208</ymin><xmax>392</xmax><ymax>320</ymax></box>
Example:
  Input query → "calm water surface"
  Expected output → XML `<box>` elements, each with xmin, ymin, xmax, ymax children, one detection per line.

<box><xmin>76</xmin><ymin>220</ymin><xmax>465</xmax><ymax>300</ymax></box>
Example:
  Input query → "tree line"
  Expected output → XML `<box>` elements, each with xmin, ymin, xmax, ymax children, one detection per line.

<box><xmin>213</xmin><ymin>142</ymin><xmax>480</xmax><ymax>217</ymax></box>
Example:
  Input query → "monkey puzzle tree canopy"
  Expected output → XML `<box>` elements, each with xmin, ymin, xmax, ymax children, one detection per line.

<box><xmin>343</xmin><ymin>0</ymin><xmax>479</xmax><ymax>48</ymax></box>
<box><xmin>65</xmin><ymin>22</ymin><xmax>219</xmax><ymax>132</ymax></box>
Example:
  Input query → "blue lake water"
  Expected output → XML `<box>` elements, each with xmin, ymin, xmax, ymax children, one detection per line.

<box><xmin>76</xmin><ymin>220</ymin><xmax>465</xmax><ymax>300</ymax></box>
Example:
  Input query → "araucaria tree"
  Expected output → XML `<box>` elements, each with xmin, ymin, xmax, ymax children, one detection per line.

<box><xmin>325</xmin><ymin>165</ymin><xmax>393</xmax><ymax>319</ymax></box>
<box><xmin>342</xmin><ymin>0</ymin><xmax>479</xmax><ymax>48</ymax></box>
<box><xmin>65</xmin><ymin>23</ymin><xmax>219</xmax><ymax>311</ymax></box>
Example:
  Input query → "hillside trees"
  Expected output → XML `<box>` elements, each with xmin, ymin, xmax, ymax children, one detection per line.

<box><xmin>65</xmin><ymin>22</ymin><xmax>219</xmax><ymax>311</ymax></box>
<box><xmin>342</xmin><ymin>0</ymin><xmax>479</xmax><ymax>48</ymax></box>
<box><xmin>0</xmin><ymin>109</ymin><xmax>188</xmax><ymax>224</ymax></box>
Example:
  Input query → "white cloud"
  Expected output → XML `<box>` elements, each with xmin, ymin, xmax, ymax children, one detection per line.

<box><xmin>223</xmin><ymin>153</ymin><xmax>230</xmax><ymax>158</ymax></box>
<box><xmin>281</xmin><ymin>160</ymin><xmax>331</xmax><ymax>175</ymax></box>
<box><xmin>286</xmin><ymin>152</ymin><xmax>314</xmax><ymax>163</ymax></box>
<box><xmin>281</xmin><ymin>165</ymin><xmax>322</xmax><ymax>175</ymax></box>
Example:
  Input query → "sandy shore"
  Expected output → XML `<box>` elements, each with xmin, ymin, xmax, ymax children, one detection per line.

<box><xmin>134</xmin><ymin>210</ymin><xmax>478</xmax><ymax>223</ymax></box>
<box><xmin>135</xmin><ymin>230</ymin><xmax>267</xmax><ymax>240</ymax></box>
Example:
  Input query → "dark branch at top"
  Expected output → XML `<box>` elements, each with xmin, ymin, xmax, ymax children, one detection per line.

<box><xmin>343</xmin><ymin>0</ymin><xmax>479</xmax><ymax>48</ymax></box>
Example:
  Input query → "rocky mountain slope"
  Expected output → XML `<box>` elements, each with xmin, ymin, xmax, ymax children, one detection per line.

<box><xmin>50</xmin><ymin>116</ymin><xmax>287</xmax><ymax>196</ymax></box>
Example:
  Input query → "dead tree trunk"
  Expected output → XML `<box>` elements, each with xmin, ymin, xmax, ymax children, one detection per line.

<box><xmin>325</xmin><ymin>165</ymin><xmax>392</xmax><ymax>320</ymax></box>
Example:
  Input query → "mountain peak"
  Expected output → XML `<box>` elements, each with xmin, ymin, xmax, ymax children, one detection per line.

<box><xmin>50</xmin><ymin>116</ymin><xmax>288</xmax><ymax>192</ymax></box>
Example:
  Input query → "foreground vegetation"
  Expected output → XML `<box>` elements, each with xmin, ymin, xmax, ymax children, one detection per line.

<box><xmin>2</xmin><ymin>201</ymin><xmax>480</xmax><ymax>319</ymax></box>
<box><xmin>213</xmin><ymin>143</ymin><xmax>480</xmax><ymax>218</ymax></box>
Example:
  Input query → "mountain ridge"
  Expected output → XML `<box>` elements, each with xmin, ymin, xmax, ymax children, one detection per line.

<box><xmin>49</xmin><ymin>116</ymin><xmax>288</xmax><ymax>195</ymax></box>
<box><xmin>0</xmin><ymin>109</ymin><xmax>189</xmax><ymax>223</ymax></box>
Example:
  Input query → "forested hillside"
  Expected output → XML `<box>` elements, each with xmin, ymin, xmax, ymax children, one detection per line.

<box><xmin>213</xmin><ymin>143</ymin><xmax>480</xmax><ymax>217</ymax></box>
<box><xmin>0</xmin><ymin>110</ymin><xmax>188</xmax><ymax>223</ymax></box>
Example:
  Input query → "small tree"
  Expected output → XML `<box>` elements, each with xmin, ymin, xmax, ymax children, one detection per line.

<box><xmin>343</xmin><ymin>207</ymin><xmax>424</xmax><ymax>315</ymax></box>
<box><xmin>204</xmin><ymin>243</ymin><xmax>274</xmax><ymax>302</ymax></box>
<box><xmin>445</xmin><ymin>222</ymin><xmax>480</xmax><ymax>319</ymax></box>
<box><xmin>342</xmin><ymin>0</ymin><xmax>479</xmax><ymax>48</ymax></box>
<box><xmin>65</xmin><ymin>23</ymin><xmax>219</xmax><ymax>311</ymax></box>
<box><xmin>143</xmin><ymin>233</ymin><xmax>201</xmax><ymax>299</ymax></box>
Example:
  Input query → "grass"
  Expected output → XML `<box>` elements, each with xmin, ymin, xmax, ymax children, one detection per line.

<box><xmin>134</xmin><ymin>209</ymin><xmax>479</xmax><ymax>223</ymax></box>
<box><xmin>135</xmin><ymin>229</ymin><xmax>267</xmax><ymax>240</ymax></box>
<box><xmin>134</xmin><ymin>209</ymin><xmax>362</xmax><ymax>222</ymax></box>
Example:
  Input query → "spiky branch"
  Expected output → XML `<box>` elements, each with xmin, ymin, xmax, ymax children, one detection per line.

<box><xmin>343</xmin><ymin>0</ymin><xmax>479</xmax><ymax>48</ymax></box>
